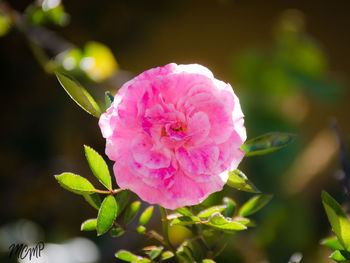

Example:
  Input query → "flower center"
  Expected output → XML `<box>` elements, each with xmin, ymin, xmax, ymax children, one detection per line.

<box><xmin>170</xmin><ymin>122</ymin><xmax>183</xmax><ymax>132</ymax></box>
<box><xmin>161</xmin><ymin>120</ymin><xmax>187</xmax><ymax>139</ymax></box>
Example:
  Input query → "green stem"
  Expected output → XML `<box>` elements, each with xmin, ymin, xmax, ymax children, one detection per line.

<box><xmin>27</xmin><ymin>39</ymin><xmax>57</xmax><ymax>74</ymax></box>
<box><xmin>191</xmin><ymin>225</ymin><xmax>211</xmax><ymax>258</ymax></box>
<box><xmin>159</xmin><ymin>206</ymin><xmax>175</xmax><ymax>252</ymax></box>
<box><xmin>93</xmin><ymin>188</ymin><xmax>123</xmax><ymax>194</ymax></box>
<box><xmin>212</xmin><ymin>242</ymin><xmax>227</xmax><ymax>259</ymax></box>
<box><xmin>113</xmin><ymin>221</ymin><xmax>165</xmax><ymax>246</ymax></box>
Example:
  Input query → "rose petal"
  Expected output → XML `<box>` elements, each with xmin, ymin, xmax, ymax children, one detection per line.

<box><xmin>164</xmin><ymin>171</ymin><xmax>223</xmax><ymax>208</ymax></box>
<box><xmin>187</xmin><ymin>111</ymin><xmax>210</xmax><ymax>145</ymax></box>
<box><xmin>176</xmin><ymin>144</ymin><xmax>219</xmax><ymax>175</ymax></box>
<box><xmin>131</xmin><ymin>134</ymin><xmax>171</xmax><ymax>169</ymax></box>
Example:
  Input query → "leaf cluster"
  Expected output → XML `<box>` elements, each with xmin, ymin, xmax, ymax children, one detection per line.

<box><xmin>321</xmin><ymin>191</ymin><xmax>350</xmax><ymax>263</ymax></box>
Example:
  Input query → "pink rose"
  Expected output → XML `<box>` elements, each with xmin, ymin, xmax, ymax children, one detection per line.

<box><xmin>99</xmin><ymin>63</ymin><xmax>246</xmax><ymax>209</ymax></box>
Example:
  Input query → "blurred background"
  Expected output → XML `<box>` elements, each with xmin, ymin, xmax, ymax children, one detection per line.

<box><xmin>1</xmin><ymin>0</ymin><xmax>350</xmax><ymax>262</ymax></box>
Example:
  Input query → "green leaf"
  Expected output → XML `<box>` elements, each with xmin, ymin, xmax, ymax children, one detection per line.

<box><xmin>81</xmin><ymin>219</ymin><xmax>97</xmax><ymax>231</ymax></box>
<box><xmin>161</xmin><ymin>251</ymin><xmax>174</xmax><ymax>260</ymax></box>
<box><xmin>170</xmin><ymin>216</ymin><xmax>200</xmax><ymax>226</ymax></box>
<box><xmin>329</xmin><ymin>250</ymin><xmax>350</xmax><ymax>262</ymax></box>
<box><xmin>114</xmin><ymin>250</ymin><xmax>151</xmax><ymax>263</ymax></box>
<box><xmin>176</xmin><ymin>241</ymin><xmax>194</xmax><ymax>263</ymax></box>
<box><xmin>233</xmin><ymin>216</ymin><xmax>255</xmax><ymax>227</ymax></box>
<box><xmin>97</xmin><ymin>195</ymin><xmax>117</xmax><ymax>235</ymax></box>
<box><xmin>239</xmin><ymin>194</ymin><xmax>273</xmax><ymax>217</ymax></box>
<box><xmin>241</xmin><ymin>132</ymin><xmax>296</xmax><ymax>156</ymax></box>
<box><xmin>137</xmin><ymin>225</ymin><xmax>146</xmax><ymax>234</ymax></box>
<box><xmin>197</xmin><ymin>205</ymin><xmax>227</xmax><ymax>220</ymax></box>
<box><xmin>110</xmin><ymin>227</ymin><xmax>125</xmax><ymax>237</ymax></box>
<box><xmin>321</xmin><ymin>236</ymin><xmax>345</xmax><ymax>251</ymax></box>
<box><xmin>148</xmin><ymin>249</ymin><xmax>161</xmax><ymax>260</ymax></box>
<box><xmin>84</xmin><ymin>145</ymin><xmax>111</xmax><ymax>190</ymax></box>
<box><xmin>105</xmin><ymin>91</ymin><xmax>114</xmax><ymax>109</ymax></box>
<box><xmin>55</xmin><ymin>172</ymin><xmax>95</xmax><ymax>194</ymax></box>
<box><xmin>115</xmin><ymin>250</ymin><xmax>140</xmax><ymax>262</ymax></box>
<box><xmin>227</xmin><ymin>169</ymin><xmax>260</xmax><ymax>193</ymax></box>
<box><xmin>223</xmin><ymin>197</ymin><xmax>236</xmax><ymax>217</ymax></box>
<box><xmin>322</xmin><ymin>191</ymin><xmax>350</xmax><ymax>249</ymax></box>
<box><xmin>143</xmin><ymin>246</ymin><xmax>164</xmax><ymax>260</ymax></box>
<box><xmin>116</xmin><ymin>190</ymin><xmax>130</xmax><ymax>217</ymax></box>
<box><xmin>176</xmin><ymin>207</ymin><xmax>193</xmax><ymax>216</ymax></box>
<box><xmin>202</xmin><ymin>229</ymin><xmax>215</xmax><ymax>238</ymax></box>
<box><xmin>124</xmin><ymin>201</ymin><xmax>141</xmax><ymax>224</ymax></box>
<box><xmin>55</xmin><ymin>71</ymin><xmax>101</xmax><ymax>117</ymax></box>
<box><xmin>136</xmin><ymin>259</ymin><xmax>151</xmax><ymax>263</ymax></box>
<box><xmin>206</xmin><ymin>212</ymin><xmax>247</xmax><ymax>231</ymax></box>
<box><xmin>83</xmin><ymin>193</ymin><xmax>102</xmax><ymax>210</ymax></box>
<box><xmin>139</xmin><ymin>206</ymin><xmax>154</xmax><ymax>226</ymax></box>
<box><xmin>203</xmin><ymin>259</ymin><xmax>216</xmax><ymax>263</ymax></box>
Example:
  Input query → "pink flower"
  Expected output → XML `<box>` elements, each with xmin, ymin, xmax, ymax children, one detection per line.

<box><xmin>99</xmin><ymin>63</ymin><xmax>246</xmax><ymax>209</ymax></box>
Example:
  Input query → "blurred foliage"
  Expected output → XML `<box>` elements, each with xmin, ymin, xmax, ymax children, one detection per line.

<box><xmin>0</xmin><ymin>10</ymin><xmax>11</xmax><ymax>37</ymax></box>
<box><xmin>25</xmin><ymin>0</ymin><xmax>70</xmax><ymax>27</ymax></box>
<box><xmin>56</xmin><ymin>42</ymin><xmax>119</xmax><ymax>82</ymax></box>
<box><xmin>235</xmin><ymin>9</ymin><xmax>342</xmax><ymax>107</ymax></box>
<box><xmin>228</xmin><ymin>9</ymin><xmax>348</xmax><ymax>263</ymax></box>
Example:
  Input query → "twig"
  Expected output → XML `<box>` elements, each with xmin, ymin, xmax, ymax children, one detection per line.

<box><xmin>112</xmin><ymin>221</ymin><xmax>166</xmax><ymax>246</ymax></box>
<box><xmin>159</xmin><ymin>206</ymin><xmax>176</xmax><ymax>252</ymax></box>
<box><xmin>212</xmin><ymin>242</ymin><xmax>227</xmax><ymax>259</ymax></box>
<box><xmin>92</xmin><ymin>188</ymin><xmax>123</xmax><ymax>194</ymax></box>
<box><xmin>191</xmin><ymin>225</ymin><xmax>212</xmax><ymax>258</ymax></box>
<box><xmin>211</xmin><ymin>232</ymin><xmax>224</xmax><ymax>252</ymax></box>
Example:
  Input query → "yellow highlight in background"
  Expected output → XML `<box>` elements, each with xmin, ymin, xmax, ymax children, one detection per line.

<box><xmin>80</xmin><ymin>41</ymin><xmax>119</xmax><ymax>82</ymax></box>
<box><xmin>0</xmin><ymin>12</ymin><xmax>11</xmax><ymax>37</ymax></box>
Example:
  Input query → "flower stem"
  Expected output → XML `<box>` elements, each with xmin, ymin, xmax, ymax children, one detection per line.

<box><xmin>159</xmin><ymin>206</ymin><xmax>175</xmax><ymax>252</ymax></box>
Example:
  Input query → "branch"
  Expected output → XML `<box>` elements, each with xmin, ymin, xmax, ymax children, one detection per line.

<box><xmin>159</xmin><ymin>206</ymin><xmax>175</xmax><ymax>252</ymax></box>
